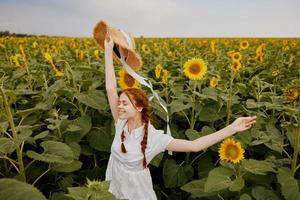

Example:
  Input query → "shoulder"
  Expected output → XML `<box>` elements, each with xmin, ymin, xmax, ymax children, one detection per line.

<box><xmin>114</xmin><ymin>118</ymin><xmax>127</xmax><ymax>133</ymax></box>
<box><xmin>147</xmin><ymin>123</ymin><xmax>172</xmax><ymax>141</ymax></box>
<box><xmin>148</xmin><ymin>123</ymin><xmax>164</xmax><ymax>135</ymax></box>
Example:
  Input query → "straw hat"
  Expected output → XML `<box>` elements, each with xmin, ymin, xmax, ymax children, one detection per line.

<box><xmin>93</xmin><ymin>20</ymin><xmax>142</xmax><ymax>71</ymax></box>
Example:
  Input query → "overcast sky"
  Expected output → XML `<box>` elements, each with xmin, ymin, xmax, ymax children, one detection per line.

<box><xmin>0</xmin><ymin>0</ymin><xmax>299</xmax><ymax>37</ymax></box>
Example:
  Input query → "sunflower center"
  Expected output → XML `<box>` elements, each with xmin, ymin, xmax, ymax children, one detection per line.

<box><xmin>124</xmin><ymin>73</ymin><xmax>135</xmax><ymax>87</ymax></box>
<box><xmin>225</xmin><ymin>145</ymin><xmax>239</xmax><ymax>159</ymax></box>
<box><xmin>234</xmin><ymin>54</ymin><xmax>240</xmax><ymax>60</ymax></box>
<box><xmin>189</xmin><ymin>64</ymin><xmax>201</xmax><ymax>74</ymax></box>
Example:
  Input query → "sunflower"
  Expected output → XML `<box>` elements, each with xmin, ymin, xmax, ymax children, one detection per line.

<box><xmin>240</xmin><ymin>40</ymin><xmax>249</xmax><ymax>50</ymax></box>
<box><xmin>118</xmin><ymin>70</ymin><xmax>140</xmax><ymax>89</ymax></box>
<box><xmin>94</xmin><ymin>49</ymin><xmax>100</xmax><ymax>61</ymax></box>
<box><xmin>219</xmin><ymin>138</ymin><xmax>245</xmax><ymax>164</ymax></box>
<box><xmin>232</xmin><ymin>60</ymin><xmax>241</xmax><ymax>72</ymax></box>
<box><xmin>255</xmin><ymin>53</ymin><xmax>263</xmax><ymax>63</ymax></box>
<box><xmin>231</xmin><ymin>52</ymin><xmax>242</xmax><ymax>61</ymax></box>
<box><xmin>286</xmin><ymin>87</ymin><xmax>299</xmax><ymax>101</ymax></box>
<box><xmin>155</xmin><ymin>64</ymin><xmax>162</xmax><ymax>79</ymax></box>
<box><xmin>142</xmin><ymin>44</ymin><xmax>151</xmax><ymax>54</ymax></box>
<box><xmin>290</xmin><ymin>41</ymin><xmax>297</xmax><ymax>48</ymax></box>
<box><xmin>183</xmin><ymin>58</ymin><xmax>207</xmax><ymax>80</ymax></box>
<box><xmin>210</xmin><ymin>77</ymin><xmax>218</xmax><ymax>88</ymax></box>
<box><xmin>53</xmin><ymin>67</ymin><xmax>64</xmax><ymax>77</ymax></box>
<box><xmin>162</xmin><ymin>69</ymin><xmax>169</xmax><ymax>85</ymax></box>
<box><xmin>271</xmin><ymin>69</ymin><xmax>280</xmax><ymax>77</ymax></box>
<box><xmin>256</xmin><ymin>45</ymin><xmax>264</xmax><ymax>55</ymax></box>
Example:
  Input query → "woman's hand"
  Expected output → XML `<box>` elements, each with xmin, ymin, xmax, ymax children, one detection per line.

<box><xmin>229</xmin><ymin>116</ymin><xmax>257</xmax><ymax>133</ymax></box>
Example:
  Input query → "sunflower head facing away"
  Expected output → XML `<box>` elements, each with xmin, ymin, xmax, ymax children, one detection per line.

<box><xmin>183</xmin><ymin>58</ymin><xmax>207</xmax><ymax>80</ymax></box>
<box><xmin>155</xmin><ymin>64</ymin><xmax>162</xmax><ymax>79</ymax></box>
<box><xmin>286</xmin><ymin>87</ymin><xmax>299</xmax><ymax>102</ymax></box>
<box><xmin>219</xmin><ymin>138</ymin><xmax>245</xmax><ymax>164</ymax></box>
<box><xmin>118</xmin><ymin>70</ymin><xmax>140</xmax><ymax>89</ymax></box>
<box><xmin>232</xmin><ymin>60</ymin><xmax>241</xmax><ymax>72</ymax></box>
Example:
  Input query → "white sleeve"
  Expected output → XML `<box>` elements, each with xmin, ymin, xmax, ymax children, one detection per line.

<box><xmin>114</xmin><ymin>118</ymin><xmax>127</xmax><ymax>136</ymax></box>
<box><xmin>150</xmin><ymin>128</ymin><xmax>174</xmax><ymax>156</ymax></box>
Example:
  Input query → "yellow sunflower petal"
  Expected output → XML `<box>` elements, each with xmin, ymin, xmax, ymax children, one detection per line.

<box><xmin>118</xmin><ymin>70</ymin><xmax>140</xmax><ymax>89</ymax></box>
<box><xmin>183</xmin><ymin>58</ymin><xmax>207</xmax><ymax>80</ymax></box>
<box><xmin>219</xmin><ymin>138</ymin><xmax>245</xmax><ymax>164</ymax></box>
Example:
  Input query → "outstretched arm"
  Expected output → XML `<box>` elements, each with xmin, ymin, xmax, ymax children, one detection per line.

<box><xmin>166</xmin><ymin>116</ymin><xmax>257</xmax><ymax>152</ymax></box>
<box><xmin>104</xmin><ymin>36</ymin><xmax>119</xmax><ymax>122</ymax></box>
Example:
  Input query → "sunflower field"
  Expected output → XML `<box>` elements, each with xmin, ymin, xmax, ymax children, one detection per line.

<box><xmin>0</xmin><ymin>36</ymin><xmax>299</xmax><ymax>200</ymax></box>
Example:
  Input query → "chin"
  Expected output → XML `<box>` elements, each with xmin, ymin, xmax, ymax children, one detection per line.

<box><xmin>119</xmin><ymin>116</ymin><xmax>127</xmax><ymax>119</ymax></box>
<box><xmin>118</xmin><ymin>114</ymin><xmax>128</xmax><ymax>119</ymax></box>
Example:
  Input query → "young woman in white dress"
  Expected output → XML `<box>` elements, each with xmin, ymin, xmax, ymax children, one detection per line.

<box><xmin>103</xmin><ymin>36</ymin><xmax>257</xmax><ymax>200</ymax></box>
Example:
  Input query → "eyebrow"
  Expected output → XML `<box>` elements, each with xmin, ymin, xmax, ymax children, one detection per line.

<box><xmin>118</xmin><ymin>100</ymin><xmax>128</xmax><ymax>103</ymax></box>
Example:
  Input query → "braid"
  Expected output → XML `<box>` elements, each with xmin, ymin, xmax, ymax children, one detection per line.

<box><xmin>121</xmin><ymin>130</ymin><xmax>127</xmax><ymax>153</ymax></box>
<box><xmin>140</xmin><ymin>109</ymin><xmax>149</xmax><ymax>168</ymax></box>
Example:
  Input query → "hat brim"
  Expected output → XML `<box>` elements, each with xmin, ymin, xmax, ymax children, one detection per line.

<box><xmin>93</xmin><ymin>20</ymin><xmax>142</xmax><ymax>71</ymax></box>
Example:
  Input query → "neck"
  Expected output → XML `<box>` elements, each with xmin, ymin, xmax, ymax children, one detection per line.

<box><xmin>127</xmin><ymin>114</ymin><xmax>143</xmax><ymax>134</ymax></box>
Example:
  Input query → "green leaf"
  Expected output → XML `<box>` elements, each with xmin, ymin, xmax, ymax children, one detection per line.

<box><xmin>51</xmin><ymin>160</ymin><xmax>82</xmax><ymax>172</ymax></box>
<box><xmin>66</xmin><ymin>180</ymin><xmax>116</xmax><ymax>200</ymax></box>
<box><xmin>251</xmin><ymin>186</ymin><xmax>281</xmax><ymax>200</ymax></box>
<box><xmin>198</xmin><ymin>101</ymin><xmax>227</xmax><ymax>122</ymax></box>
<box><xmin>229</xmin><ymin>177</ymin><xmax>244</xmax><ymax>191</ymax></box>
<box><xmin>242</xmin><ymin>159</ymin><xmax>276</xmax><ymax>175</ymax></box>
<box><xmin>45</xmin><ymin>79</ymin><xmax>66</xmax><ymax>98</ymax></box>
<box><xmin>284</xmin><ymin>125</ymin><xmax>300</xmax><ymax>150</ymax></box>
<box><xmin>150</xmin><ymin>152</ymin><xmax>163</xmax><ymax>167</ymax></box>
<box><xmin>16</xmin><ymin>100</ymin><xmax>52</xmax><ymax>117</ymax></box>
<box><xmin>88</xmin><ymin>127</ymin><xmax>114</xmax><ymax>152</ymax></box>
<box><xmin>62</xmin><ymin>115</ymin><xmax>92</xmax><ymax>143</ymax></box>
<box><xmin>204</xmin><ymin>166</ymin><xmax>234</xmax><ymax>192</ymax></box>
<box><xmin>185</xmin><ymin>129</ymin><xmax>200</xmax><ymax>140</ymax></box>
<box><xmin>264</xmin><ymin>122</ymin><xmax>284</xmax><ymax>153</ymax></box>
<box><xmin>74</xmin><ymin>90</ymin><xmax>107</xmax><ymax>110</ymax></box>
<box><xmin>181</xmin><ymin>178</ymin><xmax>217</xmax><ymax>198</ymax></box>
<box><xmin>66</xmin><ymin>187</ymin><xmax>89</xmax><ymax>200</ymax></box>
<box><xmin>15</xmin><ymin>126</ymin><xmax>33</xmax><ymax>145</ymax></box>
<box><xmin>277</xmin><ymin>167</ymin><xmax>300</xmax><ymax>200</ymax></box>
<box><xmin>26</xmin><ymin>141</ymin><xmax>74</xmax><ymax>164</ymax></box>
<box><xmin>0</xmin><ymin>137</ymin><xmax>16</xmax><ymax>154</ymax></box>
<box><xmin>169</xmin><ymin>99</ymin><xmax>192</xmax><ymax>114</ymax></box>
<box><xmin>198</xmin><ymin>154</ymin><xmax>215</xmax><ymax>178</ymax></box>
<box><xmin>163</xmin><ymin>159</ymin><xmax>194</xmax><ymax>188</ymax></box>
<box><xmin>239</xmin><ymin>193</ymin><xmax>252</xmax><ymax>200</ymax></box>
<box><xmin>196</xmin><ymin>87</ymin><xmax>218</xmax><ymax>101</ymax></box>
<box><xmin>0</xmin><ymin>178</ymin><xmax>47</xmax><ymax>200</ymax></box>
<box><xmin>33</xmin><ymin>130</ymin><xmax>49</xmax><ymax>140</ymax></box>
<box><xmin>246</xmin><ymin>99</ymin><xmax>265</xmax><ymax>109</ymax></box>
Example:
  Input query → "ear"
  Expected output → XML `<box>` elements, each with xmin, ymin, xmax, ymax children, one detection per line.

<box><xmin>137</xmin><ymin>107</ymin><xmax>143</xmax><ymax>112</ymax></box>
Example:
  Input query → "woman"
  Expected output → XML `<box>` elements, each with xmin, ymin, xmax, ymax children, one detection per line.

<box><xmin>104</xmin><ymin>36</ymin><xmax>257</xmax><ymax>200</ymax></box>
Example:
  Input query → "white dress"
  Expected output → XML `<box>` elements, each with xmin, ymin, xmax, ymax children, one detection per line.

<box><xmin>105</xmin><ymin>119</ymin><xmax>174</xmax><ymax>200</ymax></box>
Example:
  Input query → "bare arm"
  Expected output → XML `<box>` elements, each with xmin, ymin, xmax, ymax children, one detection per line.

<box><xmin>166</xmin><ymin>116</ymin><xmax>257</xmax><ymax>152</ymax></box>
<box><xmin>104</xmin><ymin>36</ymin><xmax>119</xmax><ymax>122</ymax></box>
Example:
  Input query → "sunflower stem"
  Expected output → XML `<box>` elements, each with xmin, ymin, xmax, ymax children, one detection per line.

<box><xmin>0</xmin><ymin>87</ymin><xmax>26</xmax><ymax>181</ymax></box>
<box><xmin>190</xmin><ymin>81</ymin><xmax>198</xmax><ymax>129</ymax></box>
<box><xmin>226</xmin><ymin>69</ymin><xmax>234</xmax><ymax>126</ymax></box>
<box><xmin>291</xmin><ymin>125</ymin><xmax>300</xmax><ymax>177</ymax></box>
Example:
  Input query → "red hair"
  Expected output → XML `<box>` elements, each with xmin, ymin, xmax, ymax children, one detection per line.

<box><xmin>120</xmin><ymin>88</ymin><xmax>149</xmax><ymax>169</ymax></box>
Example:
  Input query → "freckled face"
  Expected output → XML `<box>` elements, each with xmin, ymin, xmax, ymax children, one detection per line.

<box><xmin>118</xmin><ymin>93</ymin><xmax>140</xmax><ymax>119</ymax></box>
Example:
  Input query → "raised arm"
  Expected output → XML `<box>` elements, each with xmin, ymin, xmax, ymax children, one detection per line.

<box><xmin>166</xmin><ymin>116</ymin><xmax>257</xmax><ymax>152</ymax></box>
<box><xmin>104</xmin><ymin>36</ymin><xmax>119</xmax><ymax>122</ymax></box>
